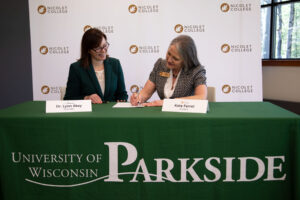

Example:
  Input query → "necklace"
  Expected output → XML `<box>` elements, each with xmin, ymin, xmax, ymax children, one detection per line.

<box><xmin>173</xmin><ymin>68</ymin><xmax>180</xmax><ymax>78</ymax></box>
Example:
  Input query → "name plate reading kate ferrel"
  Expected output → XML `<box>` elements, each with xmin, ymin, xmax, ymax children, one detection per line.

<box><xmin>162</xmin><ymin>99</ymin><xmax>208</xmax><ymax>113</ymax></box>
<box><xmin>46</xmin><ymin>100</ymin><xmax>92</xmax><ymax>113</ymax></box>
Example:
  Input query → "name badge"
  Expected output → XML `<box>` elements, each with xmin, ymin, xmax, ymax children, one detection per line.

<box><xmin>46</xmin><ymin>100</ymin><xmax>92</xmax><ymax>113</ymax></box>
<box><xmin>162</xmin><ymin>99</ymin><xmax>208</xmax><ymax>113</ymax></box>
<box><xmin>159</xmin><ymin>72</ymin><xmax>170</xmax><ymax>77</ymax></box>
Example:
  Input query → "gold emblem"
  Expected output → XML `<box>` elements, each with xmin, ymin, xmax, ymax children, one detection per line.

<box><xmin>129</xmin><ymin>45</ymin><xmax>138</xmax><ymax>54</ymax></box>
<box><xmin>40</xmin><ymin>46</ymin><xmax>48</xmax><ymax>55</ymax></box>
<box><xmin>84</xmin><ymin>25</ymin><xmax>92</xmax><ymax>32</ymax></box>
<box><xmin>128</xmin><ymin>4</ymin><xmax>138</xmax><ymax>14</ymax></box>
<box><xmin>222</xmin><ymin>85</ymin><xmax>231</xmax><ymax>94</ymax></box>
<box><xmin>220</xmin><ymin>3</ymin><xmax>230</xmax><ymax>13</ymax></box>
<box><xmin>41</xmin><ymin>85</ymin><xmax>50</xmax><ymax>94</ymax></box>
<box><xmin>130</xmin><ymin>85</ymin><xmax>139</xmax><ymax>93</ymax></box>
<box><xmin>221</xmin><ymin>44</ymin><xmax>230</xmax><ymax>53</ymax></box>
<box><xmin>37</xmin><ymin>5</ymin><xmax>47</xmax><ymax>14</ymax></box>
<box><xmin>159</xmin><ymin>72</ymin><xmax>170</xmax><ymax>77</ymax></box>
<box><xmin>174</xmin><ymin>24</ymin><xmax>183</xmax><ymax>33</ymax></box>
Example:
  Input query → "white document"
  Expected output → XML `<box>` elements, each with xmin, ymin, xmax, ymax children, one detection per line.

<box><xmin>113</xmin><ymin>102</ymin><xmax>144</xmax><ymax>108</ymax></box>
<box><xmin>46</xmin><ymin>100</ymin><xmax>92</xmax><ymax>113</ymax></box>
<box><xmin>162</xmin><ymin>99</ymin><xmax>208</xmax><ymax>113</ymax></box>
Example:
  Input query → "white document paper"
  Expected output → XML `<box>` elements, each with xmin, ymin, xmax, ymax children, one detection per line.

<box><xmin>113</xmin><ymin>102</ymin><xmax>144</xmax><ymax>108</ymax></box>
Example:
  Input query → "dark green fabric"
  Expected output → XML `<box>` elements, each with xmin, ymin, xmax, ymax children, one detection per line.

<box><xmin>64</xmin><ymin>57</ymin><xmax>128</xmax><ymax>101</ymax></box>
<box><xmin>0</xmin><ymin>101</ymin><xmax>299</xmax><ymax>200</ymax></box>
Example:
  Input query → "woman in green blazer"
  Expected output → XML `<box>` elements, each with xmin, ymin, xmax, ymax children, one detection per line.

<box><xmin>64</xmin><ymin>28</ymin><xmax>128</xmax><ymax>103</ymax></box>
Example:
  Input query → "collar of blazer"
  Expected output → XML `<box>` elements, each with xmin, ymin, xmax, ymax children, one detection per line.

<box><xmin>87</xmin><ymin>58</ymin><xmax>112</xmax><ymax>99</ymax></box>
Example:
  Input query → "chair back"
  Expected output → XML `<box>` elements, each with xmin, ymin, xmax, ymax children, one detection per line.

<box><xmin>207</xmin><ymin>86</ymin><xmax>216</xmax><ymax>102</ymax></box>
<box><xmin>60</xmin><ymin>86</ymin><xmax>66</xmax><ymax>100</ymax></box>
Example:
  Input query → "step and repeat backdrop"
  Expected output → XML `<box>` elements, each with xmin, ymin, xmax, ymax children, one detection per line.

<box><xmin>28</xmin><ymin>0</ymin><xmax>262</xmax><ymax>102</ymax></box>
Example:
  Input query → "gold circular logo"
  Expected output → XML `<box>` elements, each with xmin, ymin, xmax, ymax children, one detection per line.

<box><xmin>41</xmin><ymin>85</ymin><xmax>50</xmax><ymax>94</ymax></box>
<box><xmin>40</xmin><ymin>46</ymin><xmax>48</xmax><ymax>55</ymax></box>
<box><xmin>84</xmin><ymin>25</ymin><xmax>92</xmax><ymax>32</ymax></box>
<box><xmin>220</xmin><ymin>3</ymin><xmax>230</xmax><ymax>12</ymax></box>
<box><xmin>174</xmin><ymin>24</ymin><xmax>184</xmax><ymax>33</ymax></box>
<box><xmin>221</xmin><ymin>44</ymin><xmax>230</xmax><ymax>53</ymax></box>
<box><xmin>222</xmin><ymin>85</ymin><xmax>231</xmax><ymax>94</ymax></box>
<box><xmin>130</xmin><ymin>85</ymin><xmax>140</xmax><ymax>93</ymax></box>
<box><xmin>37</xmin><ymin>5</ymin><xmax>47</xmax><ymax>14</ymax></box>
<box><xmin>128</xmin><ymin>4</ymin><xmax>138</xmax><ymax>14</ymax></box>
<box><xmin>129</xmin><ymin>45</ymin><xmax>138</xmax><ymax>54</ymax></box>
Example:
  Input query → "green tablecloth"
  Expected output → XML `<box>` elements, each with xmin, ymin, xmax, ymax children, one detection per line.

<box><xmin>0</xmin><ymin>101</ymin><xmax>299</xmax><ymax>200</ymax></box>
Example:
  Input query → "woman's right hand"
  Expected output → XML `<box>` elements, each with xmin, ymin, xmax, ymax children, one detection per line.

<box><xmin>84</xmin><ymin>94</ymin><xmax>102</xmax><ymax>104</ymax></box>
<box><xmin>130</xmin><ymin>93</ymin><xmax>139</xmax><ymax>106</ymax></box>
<box><xmin>130</xmin><ymin>80</ymin><xmax>156</xmax><ymax>106</ymax></box>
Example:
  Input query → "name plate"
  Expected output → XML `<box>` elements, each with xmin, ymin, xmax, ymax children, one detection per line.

<box><xmin>162</xmin><ymin>99</ymin><xmax>208</xmax><ymax>113</ymax></box>
<box><xmin>46</xmin><ymin>100</ymin><xmax>92</xmax><ymax>113</ymax></box>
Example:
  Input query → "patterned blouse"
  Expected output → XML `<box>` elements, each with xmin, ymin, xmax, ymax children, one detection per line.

<box><xmin>149</xmin><ymin>58</ymin><xmax>206</xmax><ymax>99</ymax></box>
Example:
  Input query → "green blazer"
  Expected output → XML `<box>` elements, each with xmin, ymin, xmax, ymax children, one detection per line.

<box><xmin>64</xmin><ymin>57</ymin><xmax>128</xmax><ymax>102</ymax></box>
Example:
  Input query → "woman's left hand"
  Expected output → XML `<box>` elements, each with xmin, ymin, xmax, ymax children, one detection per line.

<box><xmin>143</xmin><ymin>100</ymin><xmax>163</xmax><ymax>107</ymax></box>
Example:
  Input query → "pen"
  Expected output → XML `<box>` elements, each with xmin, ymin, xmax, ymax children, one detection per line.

<box><xmin>137</xmin><ymin>92</ymin><xmax>141</xmax><ymax>106</ymax></box>
<box><xmin>136</xmin><ymin>92</ymin><xmax>143</xmax><ymax>106</ymax></box>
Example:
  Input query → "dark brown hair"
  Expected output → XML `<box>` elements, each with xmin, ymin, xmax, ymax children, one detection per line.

<box><xmin>79</xmin><ymin>28</ymin><xmax>107</xmax><ymax>68</ymax></box>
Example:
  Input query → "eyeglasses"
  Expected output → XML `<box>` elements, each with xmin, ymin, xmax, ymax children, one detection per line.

<box><xmin>92</xmin><ymin>42</ymin><xmax>110</xmax><ymax>52</ymax></box>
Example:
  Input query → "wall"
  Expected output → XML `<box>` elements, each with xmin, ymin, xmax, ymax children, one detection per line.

<box><xmin>0</xmin><ymin>0</ymin><xmax>33</xmax><ymax>109</ymax></box>
<box><xmin>0</xmin><ymin>0</ymin><xmax>32</xmax><ymax>109</ymax></box>
<box><xmin>263</xmin><ymin>66</ymin><xmax>300</xmax><ymax>102</ymax></box>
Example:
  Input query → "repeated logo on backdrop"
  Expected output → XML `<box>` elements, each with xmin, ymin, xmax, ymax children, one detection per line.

<box><xmin>220</xmin><ymin>2</ymin><xmax>252</xmax><ymax>13</ymax></box>
<box><xmin>130</xmin><ymin>85</ymin><xmax>141</xmax><ymax>93</ymax></box>
<box><xmin>174</xmin><ymin>24</ymin><xmax>184</xmax><ymax>33</ymax></box>
<box><xmin>37</xmin><ymin>5</ymin><xmax>47</xmax><ymax>14</ymax></box>
<box><xmin>37</xmin><ymin>5</ymin><xmax>68</xmax><ymax>14</ymax></box>
<box><xmin>128</xmin><ymin>4</ymin><xmax>138</xmax><ymax>14</ymax></box>
<box><xmin>221</xmin><ymin>44</ymin><xmax>231</xmax><ymax>53</ymax></box>
<box><xmin>129</xmin><ymin>45</ymin><xmax>139</xmax><ymax>54</ymax></box>
<box><xmin>39</xmin><ymin>46</ymin><xmax>48</xmax><ymax>55</ymax></box>
<box><xmin>41</xmin><ymin>85</ymin><xmax>64</xmax><ymax>95</ymax></box>
<box><xmin>41</xmin><ymin>85</ymin><xmax>50</xmax><ymax>94</ymax></box>
<box><xmin>129</xmin><ymin>45</ymin><xmax>159</xmax><ymax>54</ymax></box>
<box><xmin>29</xmin><ymin>0</ymin><xmax>262</xmax><ymax>101</ymax></box>
<box><xmin>220</xmin><ymin>3</ymin><xmax>230</xmax><ymax>12</ymax></box>
<box><xmin>174</xmin><ymin>24</ymin><xmax>205</xmax><ymax>33</ymax></box>
<box><xmin>128</xmin><ymin>4</ymin><xmax>159</xmax><ymax>14</ymax></box>
<box><xmin>222</xmin><ymin>84</ymin><xmax>254</xmax><ymax>94</ymax></box>
<box><xmin>39</xmin><ymin>46</ymin><xmax>69</xmax><ymax>55</ymax></box>
<box><xmin>221</xmin><ymin>44</ymin><xmax>252</xmax><ymax>53</ymax></box>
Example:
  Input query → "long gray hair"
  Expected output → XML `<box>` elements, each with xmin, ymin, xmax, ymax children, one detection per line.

<box><xmin>170</xmin><ymin>35</ymin><xmax>201</xmax><ymax>72</ymax></box>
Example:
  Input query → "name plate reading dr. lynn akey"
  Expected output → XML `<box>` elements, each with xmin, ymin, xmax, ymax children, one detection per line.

<box><xmin>162</xmin><ymin>99</ymin><xmax>208</xmax><ymax>113</ymax></box>
<box><xmin>46</xmin><ymin>100</ymin><xmax>92</xmax><ymax>113</ymax></box>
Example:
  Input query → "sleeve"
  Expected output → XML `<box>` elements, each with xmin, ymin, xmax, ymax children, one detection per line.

<box><xmin>149</xmin><ymin>58</ymin><xmax>164</xmax><ymax>84</ymax></box>
<box><xmin>115</xmin><ymin>60</ymin><xmax>128</xmax><ymax>101</ymax></box>
<box><xmin>63</xmin><ymin>64</ymin><xmax>85</xmax><ymax>100</ymax></box>
<box><xmin>193</xmin><ymin>65</ymin><xmax>207</xmax><ymax>88</ymax></box>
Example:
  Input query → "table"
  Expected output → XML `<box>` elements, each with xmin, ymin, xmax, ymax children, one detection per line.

<box><xmin>0</xmin><ymin>101</ymin><xmax>299</xmax><ymax>200</ymax></box>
